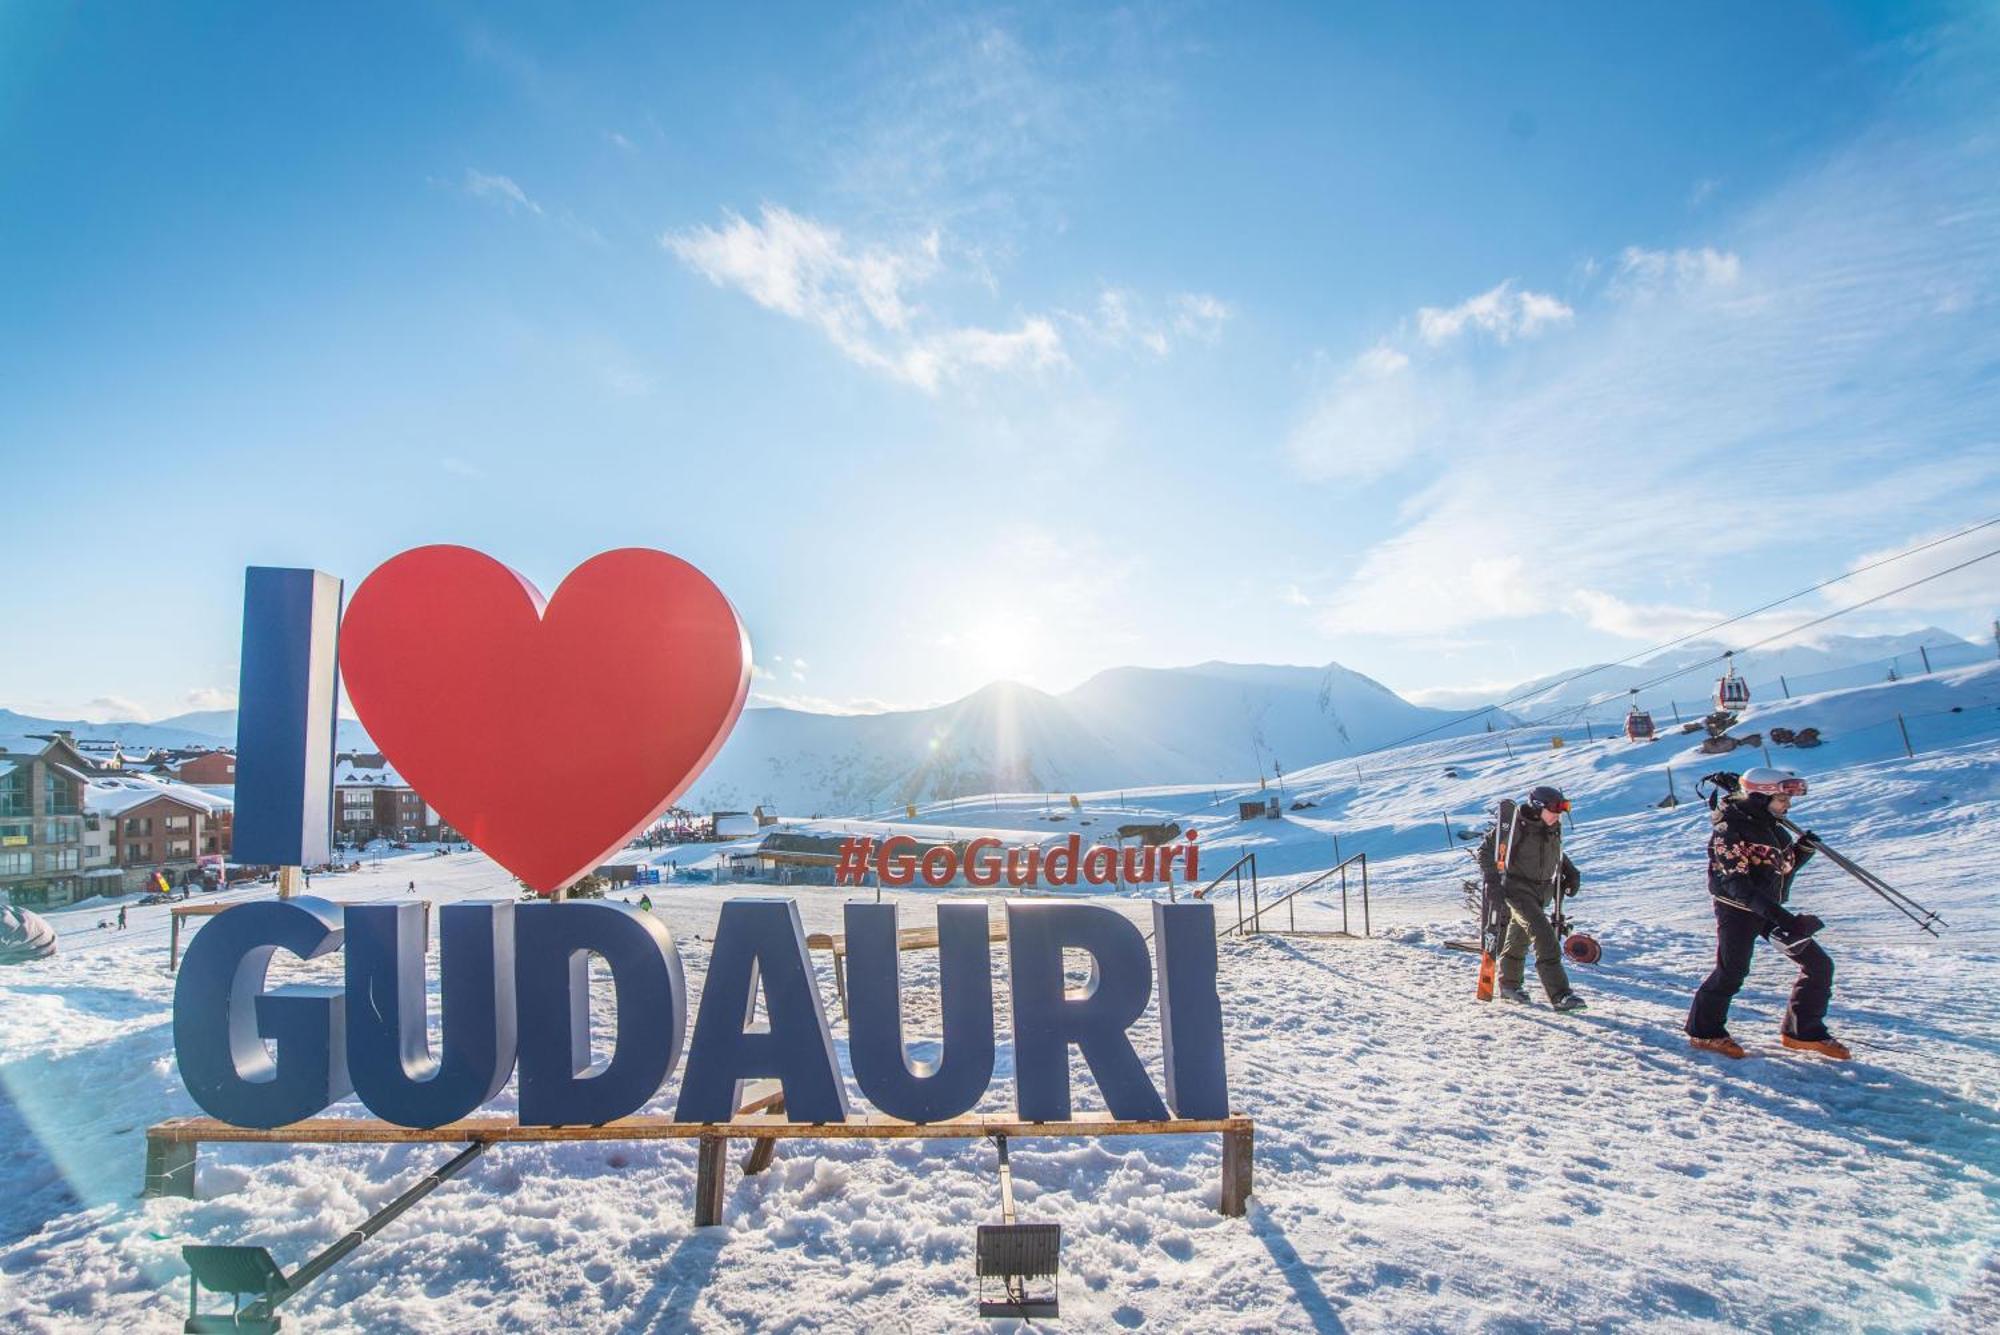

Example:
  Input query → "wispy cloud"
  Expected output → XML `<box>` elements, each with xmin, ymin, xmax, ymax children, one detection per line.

<box><xmin>87</xmin><ymin>695</ymin><xmax>150</xmax><ymax>723</ymax></box>
<box><xmin>1066</xmin><ymin>288</ymin><xmax>1231</xmax><ymax>356</ymax></box>
<box><xmin>1285</xmin><ymin>342</ymin><xmax>1431</xmax><ymax>482</ymax></box>
<box><xmin>1607</xmin><ymin>245</ymin><xmax>1741</xmax><ymax>300</ymax></box>
<box><xmin>665</xmin><ymin>204</ymin><xmax>1066</xmax><ymax>392</ymax></box>
<box><xmin>822</xmin><ymin>10</ymin><xmax>1177</xmax><ymax>234</ymax></box>
<box><xmin>1300</xmin><ymin>54</ymin><xmax>2000</xmax><ymax>642</ymax></box>
<box><xmin>463</xmin><ymin>169</ymin><xmax>542</xmax><ymax>215</ymax></box>
<box><xmin>183</xmin><ymin>687</ymin><xmax>236</xmax><ymax>711</ymax></box>
<box><xmin>1415</xmin><ymin>280</ymin><xmax>1573</xmax><ymax>347</ymax></box>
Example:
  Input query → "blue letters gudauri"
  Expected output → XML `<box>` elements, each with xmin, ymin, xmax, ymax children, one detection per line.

<box><xmin>172</xmin><ymin>896</ymin><xmax>1231</xmax><ymax>1129</ymax></box>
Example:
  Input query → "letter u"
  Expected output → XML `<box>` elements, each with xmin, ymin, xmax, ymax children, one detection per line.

<box><xmin>845</xmin><ymin>901</ymin><xmax>995</xmax><ymax>1122</ymax></box>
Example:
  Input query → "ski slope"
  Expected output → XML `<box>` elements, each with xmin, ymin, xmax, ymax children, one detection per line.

<box><xmin>1</xmin><ymin>664</ymin><xmax>1996</xmax><ymax>1331</ymax></box>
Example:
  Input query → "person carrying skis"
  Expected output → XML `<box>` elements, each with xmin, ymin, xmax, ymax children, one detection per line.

<box><xmin>1477</xmin><ymin>785</ymin><xmax>1586</xmax><ymax>1011</ymax></box>
<box><xmin>1686</xmin><ymin>768</ymin><xmax>1848</xmax><ymax>1060</ymax></box>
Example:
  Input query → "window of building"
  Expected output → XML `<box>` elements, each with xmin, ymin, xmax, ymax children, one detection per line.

<box><xmin>0</xmin><ymin>819</ymin><xmax>30</xmax><ymax>847</ymax></box>
<box><xmin>168</xmin><ymin>840</ymin><xmax>191</xmax><ymax>858</ymax></box>
<box><xmin>126</xmin><ymin>843</ymin><xmax>143</xmax><ymax>861</ymax></box>
<box><xmin>0</xmin><ymin>770</ymin><xmax>28</xmax><ymax>818</ymax></box>
<box><xmin>0</xmin><ymin>851</ymin><xmax>31</xmax><ymax>875</ymax></box>
<box><xmin>165</xmin><ymin>814</ymin><xmax>191</xmax><ymax>832</ymax></box>
<box><xmin>55</xmin><ymin>848</ymin><xmax>79</xmax><ymax>870</ymax></box>
<box><xmin>44</xmin><ymin>768</ymin><xmax>79</xmax><ymax>815</ymax></box>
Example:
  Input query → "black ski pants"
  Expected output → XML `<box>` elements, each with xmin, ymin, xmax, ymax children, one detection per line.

<box><xmin>1686</xmin><ymin>900</ymin><xmax>1834</xmax><ymax>1040</ymax></box>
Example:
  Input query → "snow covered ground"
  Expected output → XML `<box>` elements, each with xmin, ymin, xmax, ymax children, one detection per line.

<box><xmin>2</xmin><ymin>664</ymin><xmax>1997</xmax><ymax>1331</ymax></box>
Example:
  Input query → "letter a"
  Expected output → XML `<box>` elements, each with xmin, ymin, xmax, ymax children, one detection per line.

<box><xmin>677</xmin><ymin>899</ymin><xmax>847</xmax><ymax>1123</ymax></box>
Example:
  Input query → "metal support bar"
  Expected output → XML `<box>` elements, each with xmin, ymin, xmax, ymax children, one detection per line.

<box><xmin>230</xmin><ymin>1142</ymin><xmax>489</xmax><ymax>1326</ymax></box>
<box><xmin>145</xmin><ymin>1136</ymin><xmax>197</xmax><ymax>1199</ymax></box>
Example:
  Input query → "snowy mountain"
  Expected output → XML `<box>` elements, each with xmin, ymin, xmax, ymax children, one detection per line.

<box><xmin>687</xmin><ymin>660</ymin><xmax>1491</xmax><ymax>814</ymax></box>
<box><xmin>0</xmin><ymin>708</ymin><xmax>373</xmax><ymax>753</ymax></box>
<box><xmin>1413</xmin><ymin>627</ymin><xmax>1990</xmax><ymax>720</ymax></box>
<box><xmin>4</xmin><ymin>661</ymin><xmax>1485</xmax><ymax>815</ymax></box>
<box><xmin>0</xmin><ymin>709</ymin><xmax>234</xmax><ymax>752</ymax></box>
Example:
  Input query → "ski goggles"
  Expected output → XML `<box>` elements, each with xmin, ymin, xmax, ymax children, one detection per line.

<box><xmin>1529</xmin><ymin>797</ymin><xmax>1571</xmax><ymax>813</ymax></box>
<box><xmin>1743</xmin><ymin>775</ymin><xmax>1808</xmax><ymax>797</ymax></box>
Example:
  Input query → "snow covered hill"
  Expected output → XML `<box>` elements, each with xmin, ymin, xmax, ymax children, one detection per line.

<box><xmin>687</xmin><ymin>661</ymin><xmax>1491</xmax><ymax>815</ymax></box>
<box><xmin>0</xmin><ymin>708</ymin><xmax>373</xmax><ymax>754</ymax></box>
<box><xmin>1413</xmin><ymin>627</ymin><xmax>1990</xmax><ymax>720</ymax></box>
<box><xmin>1</xmin><ymin>660</ymin><xmax>1996</xmax><ymax>1331</ymax></box>
<box><xmin>0</xmin><ymin>661</ymin><xmax>1484</xmax><ymax>816</ymax></box>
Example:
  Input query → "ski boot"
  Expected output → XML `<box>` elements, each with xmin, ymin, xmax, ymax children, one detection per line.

<box><xmin>1497</xmin><ymin>985</ymin><xmax>1531</xmax><ymax>1004</ymax></box>
<box><xmin>1550</xmin><ymin>993</ymin><xmax>1587</xmax><ymax>1014</ymax></box>
<box><xmin>1780</xmin><ymin>1033</ymin><xmax>1852</xmax><ymax>1061</ymax></box>
<box><xmin>1689</xmin><ymin>1034</ymin><xmax>1747</xmax><ymax>1059</ymax></box>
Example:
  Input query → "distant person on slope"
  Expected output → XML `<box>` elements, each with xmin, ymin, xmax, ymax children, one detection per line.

<box><xmin>1686</xmin><ymin>769</ymin><xmax>1848</xmax><ymax>1060</ymax></box>
<box><xmin>1477</xmin><ymin>786</ymin><xmax>1586</xmax><ymax>1011</ymax></box>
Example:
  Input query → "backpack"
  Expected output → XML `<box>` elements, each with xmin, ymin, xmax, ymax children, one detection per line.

<box><xmin>1696</xmin><ymin>771</ymin><xmax>1742</xmax><ymax>811</ymax></box>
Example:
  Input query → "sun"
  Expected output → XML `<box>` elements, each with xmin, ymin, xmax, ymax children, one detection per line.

<box><xmin>960</xmin><ymin>612</ymin><xmax>1042</xmax><ymax>682</ymax></box>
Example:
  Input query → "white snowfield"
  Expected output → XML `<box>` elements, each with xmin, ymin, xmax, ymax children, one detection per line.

<box><xmin>1</xmin><ymin>663</ymin><xmax>1996</xmax><ymax>1331</ymax></box>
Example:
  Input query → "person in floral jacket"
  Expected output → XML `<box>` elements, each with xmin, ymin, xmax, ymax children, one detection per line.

<box><xmin>1685</xmin><ymin>769</ymin><xmax>1849</xmax><ymax>1060</ymax></box>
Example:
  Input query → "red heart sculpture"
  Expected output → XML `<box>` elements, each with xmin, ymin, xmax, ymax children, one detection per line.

<box><xmin>339</xmin><ymin>546</ymin><xmax>750</xmax><ymax>892</ymax></box>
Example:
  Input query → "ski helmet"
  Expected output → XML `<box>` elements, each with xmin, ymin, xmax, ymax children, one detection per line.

<box><xmin>1739</xmin><ymin>767</ymin><xmax>1807</xmax><ymax>798</ymax></box>
<box><xmin>1527</xmin><ymin>785</ymin><xmax>1570</xmax><ymax>813</ymax></box>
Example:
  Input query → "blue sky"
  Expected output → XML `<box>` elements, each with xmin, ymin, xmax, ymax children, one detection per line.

<box><xmin>2</xmin><ymin>1</ymin><xmax>1996</xmax><ymax>721</ymax></box>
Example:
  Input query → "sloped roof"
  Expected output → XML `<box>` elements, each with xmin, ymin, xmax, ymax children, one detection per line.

<box><xmin>84</xmin><ymin>774</ymin><xmax>234</xmax><ymax>818</ymax></box>
<box><xmin>334</xmin><ymin>761</ymin><xmax>408</xmax><ymax>787</ymax></box>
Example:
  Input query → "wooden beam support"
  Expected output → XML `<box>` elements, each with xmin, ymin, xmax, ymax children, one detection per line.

<box><xmin>694</xmin><ymin>1132</ymin><xmax>728</xmax><ymax>1227</ymax></box>
<box><xmin>1221</xmin><ymin>1122</ymin><xmax>1254</xmax><ymax>1217</ymax></box>
<box><xmin>142</xmin><ymin>1109</ymin><xmax>1256</xmax><ymax>1224</ymax></box>
<box><xmin>741</xmin><ymin>1095</ymin><xmax>786</xmax><ymax>1175</ymax></box>
<box><xmin>146</xmin><ymin>1111</ymin><xmax>1249</xmax><ymax>1145</ymax></box>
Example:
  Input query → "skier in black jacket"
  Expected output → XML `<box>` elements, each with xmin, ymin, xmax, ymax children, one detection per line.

<box><xmin>1686</xmin><ymin>768</ymin><xmax>1850</xmax><ymax>1060</ymax></box>
<box><xmin>1477</xmin><ymin>785</ymin><xmax>1586</xmax><ymax>1011</ymax></box>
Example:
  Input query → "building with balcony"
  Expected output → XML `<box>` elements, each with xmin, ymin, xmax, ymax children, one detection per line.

<box><xmin>0</xmin><ymin>732</ymin><xmax>90</xmax><ymax>907</ymax></box>
<box><xmin>81</xmin><ymin>774</ymin><xmax>234</xmax><ymax>892</ymax></box>
<box><xmin>334</xmin><ymin>754</ymin><xmax>456</xmax><ymax>845</ymax></box>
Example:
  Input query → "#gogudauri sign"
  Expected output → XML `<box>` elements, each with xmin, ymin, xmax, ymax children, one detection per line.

<box><xmin>176</xmin><ymin>546</ymin><xmax>1230</xmax><ymax>1132</ymax></box>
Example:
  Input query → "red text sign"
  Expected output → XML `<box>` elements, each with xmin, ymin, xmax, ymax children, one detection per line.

<box><xmin>833</xmin><ymin>831</ymin><xmax>1199</xmax><ymax>888</ymax></box>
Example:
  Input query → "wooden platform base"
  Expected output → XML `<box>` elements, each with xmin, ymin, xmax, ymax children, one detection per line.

<box><xmin>145</xmin><ymin>1109</ymin><xmax>1254</xmax><ymax>1225</ymax></box>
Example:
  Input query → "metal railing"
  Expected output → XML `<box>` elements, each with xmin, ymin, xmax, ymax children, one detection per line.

<box><xmin>1188</xmin><ymin>852</ymin><xmax>1257</xmax><ymax>913</ymax></box>
<box><xmin>1229</xmin><ymin>852</ymin><xmax>1370</xmax><ymax>939</ymax></box>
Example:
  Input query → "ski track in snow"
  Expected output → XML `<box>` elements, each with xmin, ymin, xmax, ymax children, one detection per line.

<box><xmin>3</xmin><ymin>669</ymin><xmax>1999</xmax><ymax>1332</ymax></box>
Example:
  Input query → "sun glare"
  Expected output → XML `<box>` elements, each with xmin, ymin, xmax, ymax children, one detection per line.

<box><xmin>961</xmin><ymin>613</ymin><xmax>1041</xmax><ymax>682</ymax></box>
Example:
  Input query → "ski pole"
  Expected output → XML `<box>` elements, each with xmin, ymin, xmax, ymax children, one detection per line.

<box><xmin>1776</xmin><ymin>817</ymin><xmax>1946</xmax><ymax>936</ymax></box>
<box><xmin>1791</xmin><ymin>832</ymin><xmax>1942</xmax><ymax>928</ymax></box>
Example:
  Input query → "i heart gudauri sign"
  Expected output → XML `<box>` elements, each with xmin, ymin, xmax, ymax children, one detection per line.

<box><xmin>174</xmin><ymin>547</ymin><xmax>1229</xmax><ymax>1133</ymax></box>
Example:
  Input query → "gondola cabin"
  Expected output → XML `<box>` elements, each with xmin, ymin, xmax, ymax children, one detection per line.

<box><xmin>1714</xmin><ymin>656</ymin><xmax>1751</xmax><ymax>713</ymax></box>
<box><xmin>1624</xmin><ymin>706</ymin><xmax>1655</xmax><ymax>742</ymax></box>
